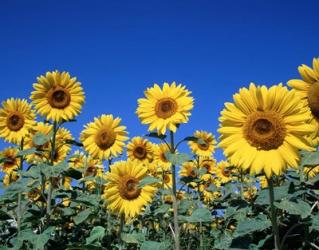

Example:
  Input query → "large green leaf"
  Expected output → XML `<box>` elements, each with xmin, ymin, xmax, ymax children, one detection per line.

<box><xmin>138</xmin><ymin>176</ymin><xmax>161</xmax><ymax>188</ymax></box>
<box><xmin>165</xmin><ymin>152</ymin><xmax>190</xmax><ymax>165</ymax></box>
<box><xmin>310</xmin><ymin>214</ymin><xmax>319</xmax><ymax>232</ymax></box>
<box><xmin>86</xmin><ymin>226</ymin><xmax>105</xmax><ymax>245</ymax></box>
<box><xmin>140</xmin><ymin>241</ymin><xmax>166</xmax><ymax>250</ymax></box>
<box><xmin>121</xmin><ymin>233</ymin><xmax>145</xmax><ymax>244</ymax></box>
<box><xmin>234</xmin><ymin>214</ymin><xmax>271</xmax><ymax>237</ymax></box>
<box><xmin>186</xmin><ymin>207</ymin><xmax>212</xmax><ymax>223</ymax></box>
<box><xmin>255</xmin><ymin>184</ymin><xmax>289</xmax><ymax>205</ymax></box>
<box><xmin>32</xmin><ymin>132</ymin><xmax>51</xmax><ymax>146</ymax></box>
<box><xmin>34</xmin><ymin>227</ymin><xmax>54</xmax><ymax>250</ymax></box>
<box><xmin>73</xmin><ymin>208</ymin><xmax>92</xmax><ymax>225</ymax></box>
<box><xmin>300</xmin><ymin>150</ymin><xmax>319</xmax><ymax>167</ymax></box>
<box><xmin>154</xmin><ymin>204</ymin><xmax>171</xmax><ymax>215</ymax></box>
<box><xmin>274</xmin><ymin>199</ymin><xmax>311</xmax><ymax>219</ymax></box>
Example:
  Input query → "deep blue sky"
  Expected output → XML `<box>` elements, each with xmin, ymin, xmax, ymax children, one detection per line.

<box><xmin>0</xmin><ymin>0</ymin><xmax>318</xmax><ymax>160</ymax></box>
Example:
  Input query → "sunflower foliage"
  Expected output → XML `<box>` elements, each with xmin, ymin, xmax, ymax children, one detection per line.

<box><xmin>0</xmin><ymin>64</ymin><xmax>318</xmax><ymax>250</ymax></box>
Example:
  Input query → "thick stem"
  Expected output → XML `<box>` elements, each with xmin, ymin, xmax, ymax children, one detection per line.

<box><xmin>118</xmin><ymin>213</ymin><xmax>125</xmax><ymax>249</ymax></box>
<box><xmin>17</xmin><ymin>138</ymin><xmax>24</xmax><ymax>236</ymax></box>
<box><xmin>47</xmin><ymin>122</ymin><xmax>58</xmax><ymax>214</ymax></box>
<box><xmin>267</xmin><ymin>177</ymin><xmax>281</xmax><ymax>250</ymax></box>
<box><xmin>169</xmin><ymin>131</ymin><xmax>180</xmax><ymax>250</ymax></box>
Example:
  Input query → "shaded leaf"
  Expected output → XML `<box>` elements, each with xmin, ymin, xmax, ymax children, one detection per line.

<box><xmin>73</xmin><ymin>208</ymin><xmax>92</xmax><ymax>225</ymax></box>
<box><xmin>274</xmin><ymin>199</ymin><xmax>311</xmax><ymax>219</ymax></box>
<box><xmin>86</xmin><ymin>226</ymin><xmax>105</xmax><ymax>245</ymax></box>
<box><xmin>138</xmin><ymin>176</ymin><xmax>161</xmax><ymax>188</ymax></box>
<box><xmin>235</xmin><ymin>214</ymin><xmax>271</xmax><ymax>237</ymax></box>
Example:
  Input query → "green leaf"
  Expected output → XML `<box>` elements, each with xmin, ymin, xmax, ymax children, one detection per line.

<box><xmin>73</xmin><ymin>208</ymin><xmax>92</xmax><ymax>225</ymax></box>
<box><xmin>65</xmin><ymin>139</ymin><xmax>83</xmax><ymax>147</ymax></box>
<box><xmin>121</xmin><ymin>233</ymin><xmax>145</xmax><ymax>244</ymax></box>
<box><xmin>138</xmin><ymin>176</ymin><xmax>161</xmax><ymax>188</ymax></box>
<box><xmin>86</xmin><ymin>226</ymin><xmax>105</xmax><ymax>245</ymax></box>
<box><xmin>32</xmin><ymin>132</ymin><xmax>51</xmax><ymax>146</ymax></box>
<box><xmin>17</xmin><ymin>147</ymin><xmax>37</xmax><ymax>157</ymax></box>
<box><xmin>300</xmin><ymin>150</ymin><xmax>319</xmax><ymax>167</ymax></box>
<box><xmin>186</xmin><ymin>207</ymin><xmax>212</xmax><ymax>223</ymax></box>
<box><xmin>140</xmin><ymin>241</ymin><xmax>166</xmax><ymax>250</ymax></box>
<box><xmin>235</xmin><ymin>214</ymin><xmax>271</xmax><ymax>237</ymax></box>
<box><xmin>182</xmin><ymin>136</ymin><xmax>198</xmax><ymax>142</ymax></box>
<box><xmin>145</xmin><ymin>132</ymin><xmax>166</xmax><ymax>140</ymax></box>
<box><xmin>178</xmin><ymin>200</ymin><xmax>193</xmax><ymax>214</ymax></box>
<box><xmin>255</xmin><ymin>184</ymin><xmax>289</xmax><ymax>205</ymax></box>
<box><xmin>154</xmin><ymin>204</ymin><xmax>171</xmax><ymax>215</ymax></box>
<box><xmin>34</xmin><ymin>227</ymin><xmax>54</xmax><ymax>250</ymax></box>
<box><xmin>165</xmin><ymin>152</ymin><xmax>190</xmax><ymax>165</ymax></box>
<box><xmin>310</xmin><ymin>214</ymin><xmax>319</xmax><ymax>232</ymax></box>
<box><xmin>64</xmin><ymin>168</ymin><xmax>83</xmax><ymax>180</ymax></box>
<box><xmin>274</xmin><ymin>199</ymin><xmax>312</xmax><ymax>219</ymax></box>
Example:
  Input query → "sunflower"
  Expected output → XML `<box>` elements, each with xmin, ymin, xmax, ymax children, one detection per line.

<box><xmin>103</xmin><ymin>161</ymin><xmax>157</xmax><ymax>219</ymax></box>
<box><xmin>30</xmin><ymin>70</ymin><xmax>85</xmax><ymax>122</ymax></box>
<box><xmin>3</xmin><ymin>171</ymin><xmax>19</xmax><ymax>186</ymax></box>
<box><xmin>0</xmin><ymin>98</ymin><xmax>35</xmax><ymax>144</ymax></box>
<box><xmin>136</xmin><ymin>82</ymin><xmax>194</xmax><ymax>135</ymax></box>
<box><xmin>162</xmin><ymin>173</ymin><xmax>173</xmax><ymax>189</ymax></box>
<box><xmin>287</xmin><ymin>58</ymin><xmax>319</xmax><ymax>145</ymax></box>
<box><xmin>188</xmin><ymin>130</ymin><xmax>216</xmax><ymax>157</ymax></box>
<box><xmin>80</xmin><ymin>114</ymin><xmax>128</xmax><ymax>160</ymax></box>
<box><xmin>199</xmin><ymin>158</ymin><xmax>216</xmax><ymax>174</ymax></box>
<box><xmin>0</xmin><ymin>148</ymin><xmax>21</xmax><ymax>173</ymax></box>
<box><xmin>127</xmin><ymin>137</ymin><xmax>154</xmax><ymax>164</ymax></box>
<box><xmin>304</xmin><ymin>165</ymin><xmax>319</xmax><ymax>179</ymax></box>
<box><xmin>218</xmin><ymin>83</ymin><xmax>315</xmax><ymax>178</ymax></box>
<box><xmin>24</xmin><ymin>122</ymin><xmax>73</xmax><ymax>164</ymax></box>
<box><xmin>179</xmin><ymin>161</ymin><xmax>198</xmax><ymax>178</ymax></box>
<box><xmin>153</xmin><ymin>143</ymin><xmax>172</xmax><ymax>171</ymax></box>
<box><xmin>215</xmin><ymin>161</ymin><xmax>233</xmax><ymax>184</ymax></box>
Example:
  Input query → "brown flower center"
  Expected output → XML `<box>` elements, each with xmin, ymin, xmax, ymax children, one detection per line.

<box><xmin>243</xmin><ymin>111</ymin><xmax>286</xmax><ymax>150</ymax></box>
<box><xmin>221</xmin><ymin>166</ymin><xmax>230</xmax><ymax>177</ymax></box>
<box><xmin>155</xmin><ymin>98</ymin><xmax>178</xmax><ymax>119</ymax></box>
<box><xmin>95</xmin><ymin>128</ymin><xmax>116</xmax><ymax>150</ymax></box>
<box><xmin>198</xmin><ymin>140</ymin><xmax>210</xmax><ymax>150</ymax></box>
<box><xmin>47</xmin><ymin>86</ymin><xmax>71</xmax><ymax>109</ymax></box>
<box><xmin>190</xmin><ymin>169</ymin><xmax>197</xmax><ymax>178</ymax></box>
<box><xmin>307</xmin><ymin>82</ymin><xmax>319</xmax><ymax>120</ymax></box>
<box><xmin>6</xmin><ymin>112</ymin><xmax>25</xmax><ymax>131</ymax></box>
<box><xmin>3</xmin><ymin>157</ymin><xmax>17</xmax><ymax>171</ymax></box>
<box><xmin>133</xmin><ymin>146</ymin><xmax>147</xmax><ymax>159</ymax></box>
<box><xmin>119</xmin><ymin>176</ymin><xmax>141</xmax><ymax>200</ymax></box>
<box><xmin>85</xmin><ymin>166</ymin><xmax>97</xmax><ymax>177</ymax></box>
<box><xmin>163</xmin><ymin>174</ymin><xmax>170</xmax><ymax>184</ymax></box>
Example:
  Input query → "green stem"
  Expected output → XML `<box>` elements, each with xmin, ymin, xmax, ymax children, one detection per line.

<box><xmin>119</xmin><ymin>213</ymin><xmax>125</xmax><ymax>249</ymax></box>
<box><xmin>47</xmin><ymin>121</ymin><xmax>58</xmax><ymax>214</ymax></box>
<box><xmin>267</xmin><ymin>177</ymin><xmax>281</xmax><ymax>250</ymax></box>
<box><xmin>17</xmin><ymin>138</ymin><xmax>24</xmax><ymax>236</ymax></box>
<box><xmin>169</xmin><ymin>131</ymin><xmax>180</xmax><ymax>250</ymax></box>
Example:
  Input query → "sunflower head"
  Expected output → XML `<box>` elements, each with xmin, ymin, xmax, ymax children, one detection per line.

<box><xmin>199</xmin><ymin>158</ymin><xmax>216</xmax><ymax>174</ymax></box>
<box><xmin>3</xmin><ymin>171</ymin><xmax>19</xmax><ymax>186</ymax></box>
<box><xmin>30</xmin><ymin>71</ymin><xmax>85</xmax><ymax>122</ymax></box>
<box><xmin>80</xmin><ymin>114</ymin><xmax>128</xmax><ymax>160</ymax></box>
<box><xmin>153</xmin><ymin>143</ymin><xmax>172</xmax><ymax>171</ymax></box>
<box><xmin>136</xmin><ymin>82</ymin><xmax>194</xmax><ymax>135</ymax></box>
<box><xmin>179</xmin><ymin>161</ymin><xmax>198</xmax><ymax>178</ymax></box>
<box><xmin>0</xmin><ymin>98</ymin><xmax>36</xmax><ymax>144</ymax></box>
<box><xmin>103</xmin><ymin>161</ymin><xmax>157</xmax><ymax>220</ymax></box>
<box><xmin>0</xmin><ymin>148</ymin><xmax>20</xmax><ymax>173</ymax></box>
<box><xmin>304</xmin><ymin>165</ymin><xmax>319</xmax><ymax>179</ymax></box>
<box><xmin>188</xmin><ymin>130</ymin><xmax>216</xmax><ymax>157</ymax></box>
<box><xmin>218</xmin><ymin>83</ymin><xmax>315</xmax><ymax>178</ymax></box>
<box><xmin>127</xmin><ymin>137</ymin><xmax>154</xmax><ymax>164</ymax></box>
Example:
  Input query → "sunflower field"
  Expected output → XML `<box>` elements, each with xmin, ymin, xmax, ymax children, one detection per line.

<box><xmin>0</xmin><ymin>59</ymin><xmax>319</xmax><ymax>250</ymax></box>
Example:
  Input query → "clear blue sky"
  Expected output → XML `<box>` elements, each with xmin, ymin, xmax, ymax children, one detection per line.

<box><xmin>0</xmin><ymin>0</ymin><xmax>318</xmax><ymax>161</ymax></box>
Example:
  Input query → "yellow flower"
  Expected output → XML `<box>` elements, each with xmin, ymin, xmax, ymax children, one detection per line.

<box><xmin>218</xmin><ymin>83</ymin><xmax>315</xmax><ymax>178</ymax></box>
<box><xmin>188</xmin><ymin>130</ymin><xmax>216</xmax><ymax>157</ymax></box>
<box><xmin>202</xmin><ymin>190</ymin><xmax>220</xmax><ymax>204</ymax></box>
<box><xmin>304</xmin><ymin>165</ymin><xmax>319</xmax><ymax>179</ymax></box>
<box><xmin>153</xmin><ymin>143</ymin><xmax>172</xmax><ymax>171</ymax></box>
<box><xmin>258</xmin><ymin>175</ymin><xmax>268</xmax><ymax>189</ymax></box>
<box><xmin>3</xmin><ymin>171</ymin><xmax>19</xmax><ymax>186</ymax></box>
<box><xmin>27</xmin><ymin>187</ymin><xmax>42</xmax><ymax>201</ymax></box>
<box><xmin>243</xmin><ymin>186</ymin><xmax>257</xmax><ymax>201</ymax></box>
<box><xmin>0</xmin><ymin>148</ymin><xmax>21</xmax><ymax>173</ymax></box>
<box><xmin>199</xmin><ymin>158</ymin><xmax>216</xmax><ymax>174</ymax></box>
<box><xmin>164</xmin><ymin>191</ymin><xmax>184</xmax><ymax>204</ymax></box>
<box><xmin>215</xmin><ymin>161</ymin><xmax>233</xmax><ymax>184</ymax></box>
<box><xmin>179</xmin><ymin>161</ymin><xmax>198</xmax><ymax>178</ymax></box>
<box><xmin>287</xmin><ymin>58</ymin><xmax>319</xmax><ymax>145</ymax></box>
<box><xmin>80</xmin><ymin>114</ymin><xmax>128</xmax><ymax>160</ymax></box>
<box><xmin>136</xmin><ymin>82</ymin><xmax>194</xmax><ymax>135</ymax></box>
<box><xmin>30</xmin><ymin>71</ymin><xmax>85</xmax><ymax>122</ymax></box>
<box><xmin>0</xmin><ymin>98</ymin><xmax>35</xmax><ymax>144</ymax></box>
<box><xmin>24</xmin><ymin>122</ymin><xmax>73</xmax><ymax>164</ymax></box>
<box><xmin>103</xmin><ymin>161</ymin><xmax>157</xmax><ymax>220</ymax></box>
<box><xmin>127</xmin><ymin>137</ymin><xmax>154</xmax><ymax>164</ymax></box>
<box><xmin>162</xmin><ymin>173</ymin><xmax>173</xmax><ymax>189</ymax></box>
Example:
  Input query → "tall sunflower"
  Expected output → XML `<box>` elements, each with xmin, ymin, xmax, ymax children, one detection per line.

<box><xmin>127</xmin><ymin>137</ymin><xmax>154</xmax><ymax>164</ymax></box>
<box><xmin>218</xmin><ymin>83</ymin><xmax>315</xmax><ymax>178</ymax></box>
<box><xmin>136</xmin><ymin>82</ymin><xmax>194</xmax><ymax>135</ymax></box>
<box><xmin>188</xmin><ymin>130</ymin><xmax>216</xmax><ymax>157</ymax></box>
<box><xmin>80</xmin><ymin>114</ymin><xmax>128</xmax><ymax>160</ymax></box>
<box><xmin>30</xmin><ymin>71</ymin><xmax>85</xmax><ymax>122</ymax></box>
<box><xmin>0</xmin><ymin>98</ymin><xmax>35</xmax><ymax>144</ymax></box>
<box><xmin>153</xmin><ymin>143</ymin><xmax>172</xmax><ymax>171</ymax></box>
<box><xmin>215</xmin><ymin>161</ymin><xmax>233</xmax><ymax>184</ymax></box>
<box><xmin>103</xmin><ymin>161</ymin><xmax>157</xmax><ymax>219</ymax></box>
<box><xmin>0</xmin><ymin>148</ymin><xmax>21</xmax><ymax>173</ymax></box>
<box><xmin>287</xmin><ymin>58</ymin><xmax>319</xmax><ymax>145</ymax></box>
<box><xmin>179</xmin><ymin>161</ymin><xmax>198</xmax><ymax>178</ymax></box>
